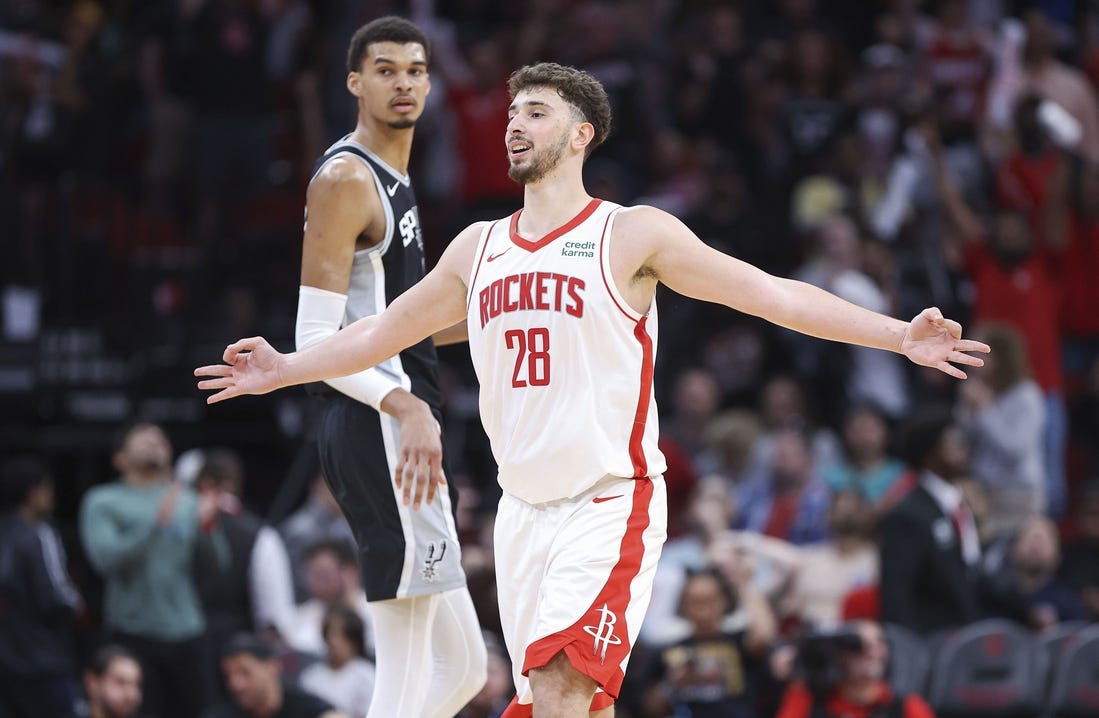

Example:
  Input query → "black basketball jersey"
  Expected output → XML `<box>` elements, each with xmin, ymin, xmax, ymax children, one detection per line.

<box><xmin>309</xmin><ymin>136</ymin><xmax>442</xmax><ymax>411</ymax></box>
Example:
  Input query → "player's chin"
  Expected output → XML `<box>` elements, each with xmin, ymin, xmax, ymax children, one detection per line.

<box><xmin>386</xmin><ymin>118</ymin><xmax>418</xmax><ymax>130</ymax></box>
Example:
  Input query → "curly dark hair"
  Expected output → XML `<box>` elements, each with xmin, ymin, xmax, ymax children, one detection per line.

<box><xmin>347</xmin><ymin>16</ymin><xmax>430</xmax><ymax>73</ymax></box>
<box><xmin>508</xmin><ymin>62</ymin><xmax>612</xmax><ymax>158</ymax></box>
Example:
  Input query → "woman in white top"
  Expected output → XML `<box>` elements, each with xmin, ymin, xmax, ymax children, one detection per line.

<box><xmin>299</xmin><ymin>604</ymin><xmax>376</xmax><ymax>718</ymax></box>
<box><xmin>958</xmin><ymin>323</ymin><xmax>1048</xmax><ymax>538</ymax></box>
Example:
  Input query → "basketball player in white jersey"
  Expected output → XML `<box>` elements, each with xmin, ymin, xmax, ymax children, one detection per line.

<box><xmin>292</xmin><ymin>17</ymin><xmax>484</xmax><ymax>718</ymax></box>
<box><xmin>197</xmin><ymin>63</ymin><xmax>991</xmax><ymax>717</ymax></box>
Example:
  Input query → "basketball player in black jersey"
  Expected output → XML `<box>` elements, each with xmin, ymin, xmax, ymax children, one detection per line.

<box><xmin>293</xmin><ymin>17</ymin><xmax>484</xmax><ymax>717</ymax></box>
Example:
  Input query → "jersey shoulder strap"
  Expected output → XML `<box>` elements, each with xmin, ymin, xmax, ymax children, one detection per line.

<box><xmin>310</xmin><ymin>142</ymin><xmax>376</xmax><ymax>182</ymax></box>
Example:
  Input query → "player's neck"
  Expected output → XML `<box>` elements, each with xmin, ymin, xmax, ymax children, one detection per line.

<box><xmin>349</xmin><ymin>121</ymin><xmax>413</xmax><ymax>175</ymax></box>
<box><xmin>519</xmin><ymin>175</ymin><xmax>592</xmax><ymax>236</ymax></box>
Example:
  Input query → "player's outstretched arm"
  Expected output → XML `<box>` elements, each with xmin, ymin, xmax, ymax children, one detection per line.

<box><xmin>195</xmin><ymin>223</ymin><xmax>484</xmax><ymax>403</ymax></box>
<box><xmin>627</xmin><ymin>206</ymin><xmax>989</xmax><ymax>379</ymax></box>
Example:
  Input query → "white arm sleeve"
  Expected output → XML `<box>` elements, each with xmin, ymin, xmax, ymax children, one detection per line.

<box><xmin>295</xmin><ymin>285</ymin><xmax>404</xmax><ymax>410</ymax></box>
<box><xmin>249</xmin><ymin>526</ymin><xmax>297</xmax><ymax>636</ymax></box>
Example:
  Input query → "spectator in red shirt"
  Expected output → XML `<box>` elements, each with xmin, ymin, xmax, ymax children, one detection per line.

<box><xmin>775</xmin><ymin>621</ymin><xmax>936</xmax><ymax>718</ymax></box>
<box><xmin>1045</xmin><ymin>154</ymin><xmax>1099</xmax><ymax>386</ymax></box>
<box><xmin>924</xmin><ymin>120</ymin><xmax>1067</xmax><ymax>518</ymax></box>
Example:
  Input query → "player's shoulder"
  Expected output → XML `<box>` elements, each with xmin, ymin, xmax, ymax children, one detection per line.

<box><xmin>308</xmin><ymin>155</ymin><xmax>375</xmax><ymax>194</ymax></box>
<box><xmin>611</xmin><ymin>204</ymin><xmax>687</xmax><ymax>248</ymax></box>
<box><xmin>455</xmin><ymin>220</ymin><xmax>493</xmax><ymax>244</ymax></box>
<box><xmin>613</xmin><ymin>204</ymin><xmax>681</xmax><ymax>231</ymax></box>
<box><xmin>437</xmin><ymin>221</ymin><xmax>493</xmax><ymax>275</ymax></box>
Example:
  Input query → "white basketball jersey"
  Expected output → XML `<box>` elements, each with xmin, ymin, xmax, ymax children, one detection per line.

<box><xmin>465</xmin><ymin>199</ymin><xmax>666</xmax><ymax>504</ymax></box>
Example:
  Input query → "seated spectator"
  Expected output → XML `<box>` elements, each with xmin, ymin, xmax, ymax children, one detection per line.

<box><xmin>696</xmin><ymin>409</ymin><xmax>764</xmax><ymax>488</ymax></box>
<box><xmin>644</xmin><ymin>475</ymin><xmax>740</xmax><ymax>646</ymax></box>
<box><xmin>956</xmin><ymin>323</ymin><xmax>1047</xmax><ymax>538</ymax></box>
<box><xmin>0</xmin><ymin>456</ymin><xmax>83</xmax><ymax>718</ymax></box>
<box><xmin>996</xmin><ymin>516</ymin><xmax>1087</xmax><ymax>626</ymax></box>
<box><xmin>644</xmin><ymin>476</ymin><xmax>799</xmax><ymax>646</ymax></box>
<box><xmin>642</xmin><ymin>566</ymin><xmax>776</xmax><ymax>718</ymax></box>
<box><xmin>753</xmin><ymin>377</ymin><xmax>841</xmax><ymax>474</ymax></box>
<box><xmin>79</xmin><ymin>644</ymin><xmax>143</xmax><ymax>718</ymax></box>
<box><xmin>1060</xmin><ymin>480</ymin><xmax>1099</xmax><ymax>620</ymax></box>
<box><xmin>284</xmin><ymin>540</ymin><xmax>372</xmax><ymax>659</ymax></box>
<box><xmin>781</xmin><ymin>490</ymin><xmax>879</xmax><ymax>630</ymax></box>
<box><xmin>879</xmin><ymin>410</ymin><xmax>1032</xmax><ymax>633</ymax></box>
<box><xmin>298</xmin><ymin>605</ymin><xmax>375</xmax><ymax>718</ymax></box>
<box><xmin>822</xmin><ymin>404</ymin><xmax>911</xmax><ymax>512</ymax></box>
<box><xmin>202</xmin><ymin>633</ymin><xmax>346</xmax><ymax>718</ymax></box>
<box><xmin>775</xmin><ymin>621</ymin><xmax>935</xmax><ymax>718</ymax></box>
<box><xmin>737</xmin><ymin>427</ymin><xmax>831</xmax><ymax>546</ymax></box>
<box><xmin>193</xmin><ymin>448</ymin><xmax>296</xmax><ymax>652</ymax></box>
<box><xmin>879</xmin><ymin>411</ymin><xmax>985</xmax><ymax>633</ymax></box>
<box><xmin>278</xmin><ymin>476</ymin><xmax>354</xmax><ymax>603</ymax></box>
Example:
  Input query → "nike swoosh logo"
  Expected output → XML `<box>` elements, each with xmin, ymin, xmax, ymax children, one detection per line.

<box><xmin>486</xmin><ymin>247</ymin><xmax>512</xmax><ymax>262</ymax></box>
<box><xmin>592</xmin><ymin>495</ymin><xmax>624</xmax><ymax>503</ymax></box>
<box><xmin>386</xmin><ymin>181</ymin><xmax>399</xmax><ymax>196</ymax></box>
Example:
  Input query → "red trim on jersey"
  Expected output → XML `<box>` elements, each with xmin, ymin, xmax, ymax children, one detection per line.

<box><xmin>597</xmin><ymin>209</ymin><xmax>638</xmax><ymax>322</ymax></box>
<box><xmin>629</xmin><ymin>318</ymin><xmax>654</xmax><ymax>478</ymax></box>
<box><xmin>590</xmin><ymin>692</ymin><xmax>615</xmax><ymax>711</ymax></box>
<box><xmin>467</xmin><ymin>219</ymin><xmax>502</xmax><ymax>310</ymax></box>
<box><xmin>510</xmin><ymin>198</ymin><xmax>602</xmax><ymax>252</ymax></box>
<box><xmin>501</xmin><ymin>697</ymin><xmax>532</xmax><ymax>717</ymax></box>
<box><xmin>520</xmin><ymin>478</ymin><xmax>654</xmax><ymax>700</ymax></box>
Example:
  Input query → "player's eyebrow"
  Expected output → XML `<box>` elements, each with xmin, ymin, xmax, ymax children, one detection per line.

<box><xmin>372</xmin><ymin>55</ymin><xmax>428</xmax><ymax>68</ymax></box>
<box><xmin>508</xmin><ymin>100</ymin><xmax>553</xmax><ymax>113</ymax></box>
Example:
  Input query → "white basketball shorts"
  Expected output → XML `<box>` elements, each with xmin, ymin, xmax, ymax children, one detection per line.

<box><xmin>495</xmin><ymin>475</ymin><xmax>667</xmax><ymax>713</ymax></box>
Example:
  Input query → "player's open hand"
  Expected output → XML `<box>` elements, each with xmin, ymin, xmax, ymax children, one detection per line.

<box><xmin>194</xmin><ymin>337</ymin><xmax>286</xmax><ymax>403</ymax></box>
<box><xmin>390</xmin><ymin>397</ymin><xmax>447</xmax><ymax>511</ymax></box>
<box><xmin>900</xmin><ymin>307</ymin><xmax>990</xmax><ymax>379</ymax></box>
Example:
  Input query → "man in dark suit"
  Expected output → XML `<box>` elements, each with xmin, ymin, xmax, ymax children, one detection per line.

<box><xmin>879</xmin><ymin>410</ymin><xmax>1026</xmax><ymax>633</ymax></box>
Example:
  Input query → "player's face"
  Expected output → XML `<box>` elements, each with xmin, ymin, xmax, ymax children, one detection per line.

<box><xmin>350</xmin><ymin>41</ymin><xmax>430</xmax><ymax>130</ymax></box>
<box><xmin>506</xmin><ymin>87</ymin><xmax>579</xmax><ymax>185</ymax></box>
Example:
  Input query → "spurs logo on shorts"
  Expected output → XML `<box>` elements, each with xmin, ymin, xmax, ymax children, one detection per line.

<box><xmin>422</xmin><ymin>540</ymin><xmax>447</xmax><ymax>582</ymax></box>
<box><xmin>582</xmin><ymin>604</ymin><xmax>622</xmax><ymax>663</ymax></box>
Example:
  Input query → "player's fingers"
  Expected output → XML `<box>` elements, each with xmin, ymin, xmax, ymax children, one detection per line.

<box><xmin>936</xmin><ymin>361</ymin><xmax>967</xmax><ymax>380</ymax></box>
<box><xmin>920</xmin><ymin>306</ymin><xmax>943</xmax><ymax>324</ymax></box>
<box><xmin>425</xmin><ymin>460</ymin><xmax>445</xmax><ymax>506</ymax></box>
<box><xmin>940</xmin><ymin>317</ymin><xmax>963</xmax><ymax>339</ymax></box>
<box><xmin>223</xmin><ymin>337</ymin><xmax>264</xmax><ymax>363</ymax></box>
<box><xmin>206</xmin><ymin>388</ymin><xmax>239</xmax><ymax>404</ymax></box>
<box><xmin>412</xmin><ymin>455</ymin><xmax>430</xmax><ymax>509</ymax></box>
<box><xmin>195</xmin><ymin>364</ymin><xmax>233</xmax><ymax>378</ymax></box>
<box><xmin>197</xmin><ymin>377</ymin><xmax>234</xmax><ymax>391</ymax></box>
<box><xmin>950</xmin><ymin>351</ymin><xmax>985</xmax><ymax>367</ymax></box>
<box><xmin>955</xmin><ymin>339</ymin><xmax>991</xmax><ymax>354</ymax></box>
<box><xmin>394</xmin><ymin>453</ymin><xmax>408</xmax><ymax>490</ymax></box>
<box><xmin>402</xmin><ymin>467</ymin><xmax>414</xmax><ymax>506</ymax></box>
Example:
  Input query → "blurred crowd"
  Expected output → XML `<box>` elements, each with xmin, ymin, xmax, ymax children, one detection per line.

<box><xmin>3</xmin><ymin>0</ymin><xmax>1099</xmax><ymax>717</ymax></box>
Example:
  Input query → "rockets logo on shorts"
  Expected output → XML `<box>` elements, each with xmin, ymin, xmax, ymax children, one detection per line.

<box><xmin>582</xmin><ymin>604</ymin><xmax>622</xmax><ymax>663</ymax></box>
<box><xmin>422</xmin><ymin>540</ymin><xmax>447</xmax><ymax>582</ymax></box>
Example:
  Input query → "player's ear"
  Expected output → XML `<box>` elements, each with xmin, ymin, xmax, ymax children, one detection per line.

<box><xmin>347</xmin><ymin>71</ymin><xmax>362</xmax><ymax>98</ymax></box>
<box><xmin>574</xmin><ymin>122</ymin><xmax>595</xmax><ymax>152</ymax></box>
